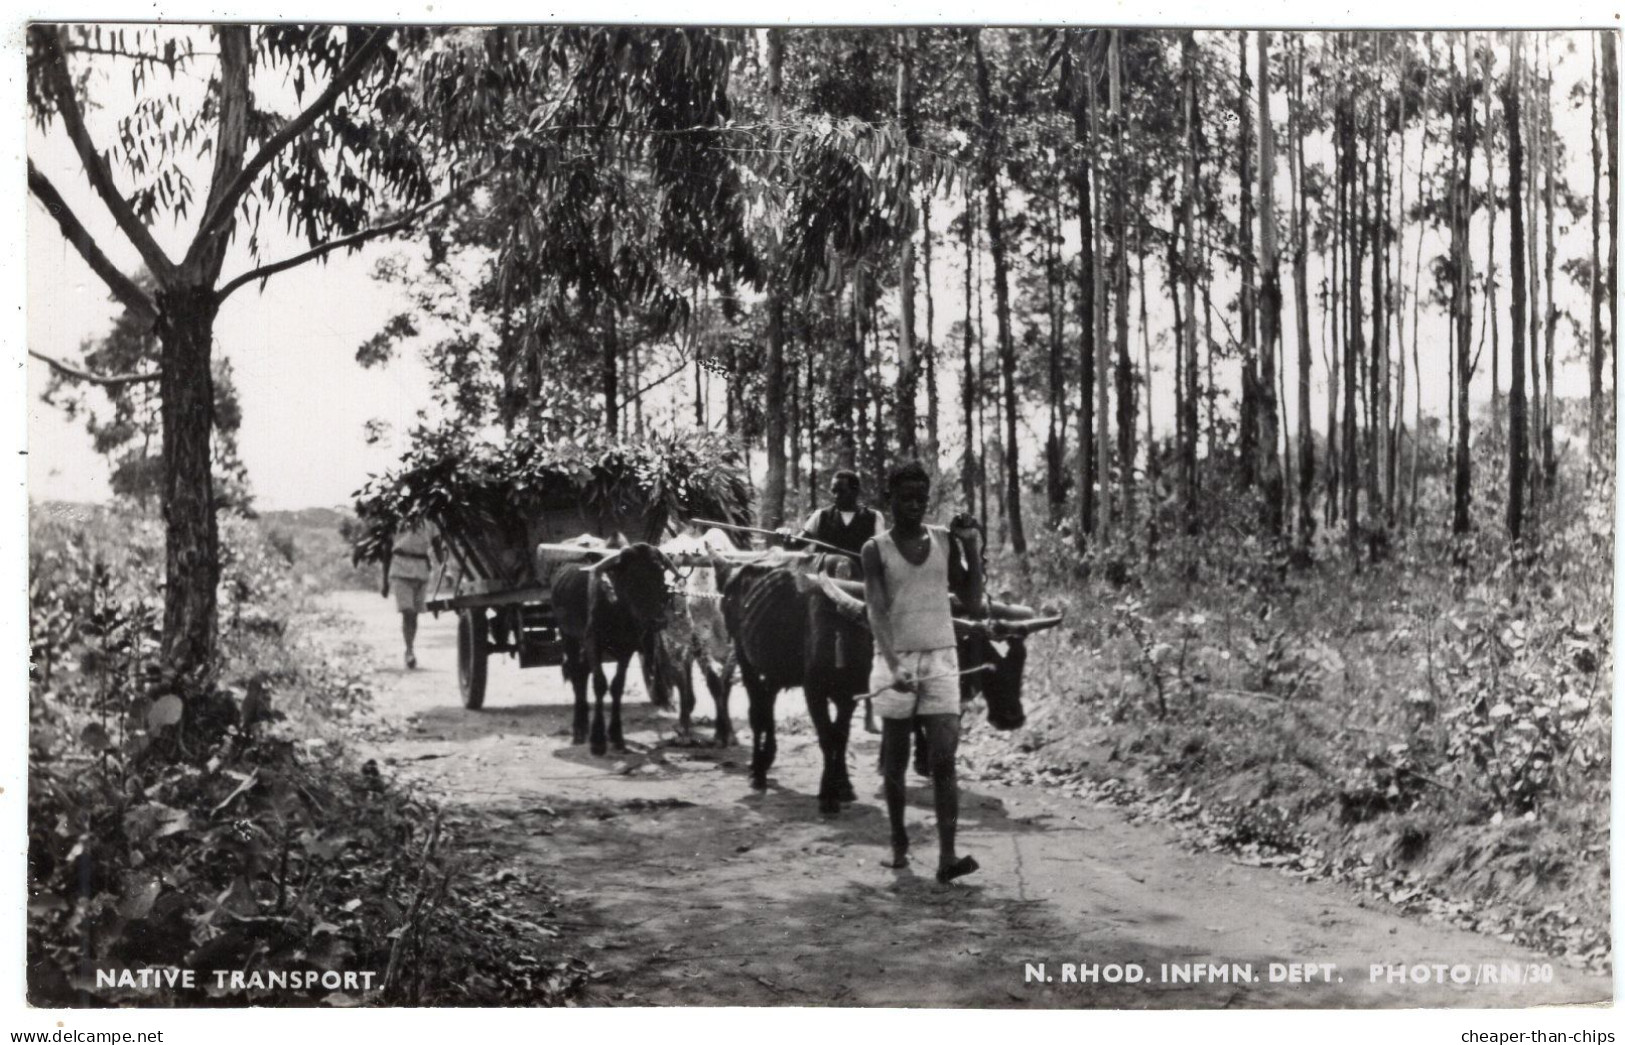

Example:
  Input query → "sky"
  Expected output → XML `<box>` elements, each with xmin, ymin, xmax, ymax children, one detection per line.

<box><xmin>22</xmin><ymin>25</ymin><xmax>1615</xmax><ymax>512</ymax></box>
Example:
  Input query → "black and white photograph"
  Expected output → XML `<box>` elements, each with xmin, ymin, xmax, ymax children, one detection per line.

<box><xmin>12</xmin><ymin>6</ymin><xmax>1619</xmax><ymax>1032</ymax></box>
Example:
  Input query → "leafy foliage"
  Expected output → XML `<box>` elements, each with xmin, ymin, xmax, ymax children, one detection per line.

<box><xmin>27</xmin><ymin>507</ymin><xmax>590</xmax><ymax>1005</ymax></box>
<box><xmin>350</xmin><ymin>423</ymin><xmax>754</xmax><ymax>568</ymax></box>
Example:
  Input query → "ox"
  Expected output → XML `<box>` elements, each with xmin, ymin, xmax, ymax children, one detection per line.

<box><xmin>551</xmin><ymin>542</ymin><xmax>678</xmax><ymax>756</ymax></box>
<box><xmin>722</xmin><ymin>555</ymin><xmax>873</xmax><ymax>813</ymax></box>
<box><xmin>651</xmin><ymin>528</ymin><xmax>742</xmax><ymax>746</ymax></box>
<box><xmin>725</xmin><ymin>557</ymin><xmax>1058</xmax><ymax>815</ymax></box>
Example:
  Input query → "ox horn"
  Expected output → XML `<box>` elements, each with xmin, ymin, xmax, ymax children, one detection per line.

<box><xmin>989</xmin><ymin>613</ymin><xmax>1065</xmax><ymax>639</ymax></box>
<box><xmin>584</xmin><ymin>548</ymin><xmax>627</xmax><ymax>573</ymax></box>
<box><xmin>812</xmin><ymin>573</ymin><xmax>870</xmax><ymax>625</ymax></box>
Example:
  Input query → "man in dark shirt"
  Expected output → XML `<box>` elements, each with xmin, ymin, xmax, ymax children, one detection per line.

<box><xmin>781</xmin><ymin>469</ymin><xmax>885</xmax><ymax>573</ymax></box>
<box><xmin>777</xmin><ymin>470</ymin><xmax>886</xmax><ymax>730</ymax></box>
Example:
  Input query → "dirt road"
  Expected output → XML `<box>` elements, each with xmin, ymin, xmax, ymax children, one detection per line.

<box><xmin>333</xmin><ymin>590</ymin><xmax>1610</xmax><ymax>1009</ymax></box>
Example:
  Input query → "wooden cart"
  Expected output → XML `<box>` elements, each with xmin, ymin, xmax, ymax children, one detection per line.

<box><xmin>423</xmin><ymin>492</ymin><xmax>666</xmax><ymax>710</ymax></box>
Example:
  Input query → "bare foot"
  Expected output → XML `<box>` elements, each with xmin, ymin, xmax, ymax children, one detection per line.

<box><xmin>936</xmin><ymin>855</ymin><xmax>979</xmax><ymax>884</ymax></box>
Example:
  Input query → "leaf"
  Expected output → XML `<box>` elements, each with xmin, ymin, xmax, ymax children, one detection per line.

<box><xmin>80</xmin><ymin>722</ymin><xmax>113</xmax><ymax>751</ymax></box>
<box><xmin>148</xmin><ymin>694</ymin><xmax>183</xmax><ymax>732</ymax></box>
<box><xmin>1488</xmin><ymin>702</ymin><xmax>1514</xmax><ymax>720</ymax></box>
<box><xmin>118</xmin><ymin>873</ymin><xmax>162</xmax><ymax>920</ymax></box>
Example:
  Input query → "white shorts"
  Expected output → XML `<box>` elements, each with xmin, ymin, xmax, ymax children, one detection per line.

<box><xmin>869</xmin><ymin>647</ymin><xmax>960</xmax><ymax>719</ymax></box>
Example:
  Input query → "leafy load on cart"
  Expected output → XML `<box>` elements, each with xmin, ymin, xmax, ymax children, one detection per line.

<box><xmin>351</xmin><ymin>423</ymin><xmax>754</xmax><ymax>591</ymax></box>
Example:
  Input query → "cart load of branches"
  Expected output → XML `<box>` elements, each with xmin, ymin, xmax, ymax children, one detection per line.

<box><xmin>351</xmin><ymin>424</ymin><xmax>753</xmax><ymax>589</ymax></box>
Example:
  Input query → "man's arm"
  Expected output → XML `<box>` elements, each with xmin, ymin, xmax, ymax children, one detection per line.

<box><xmin>862</xmin><ymin>539</ymin><xmax>907</xmax><ymax>687</ymax></box>
<box><xmin>775</xmin><ymin>510</ymin><xmax>821</xmax><ymax>549</ymax></box>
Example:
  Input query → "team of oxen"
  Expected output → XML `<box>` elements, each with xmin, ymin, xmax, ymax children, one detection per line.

<box><xmin>546</xmin><ymin>528</ymin><xmax>1060</xmax><ymax>815</ymax></box>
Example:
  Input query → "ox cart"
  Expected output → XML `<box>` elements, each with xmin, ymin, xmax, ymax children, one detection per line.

<box><xmin>351</xmin><ymin>431</ymin><xmax>754</xmax><ymax>712</ymax></box>
<box><xmin>423</xmin><ymin>492</ymin><xmax>671</xmax><ymax>710</ymax></box>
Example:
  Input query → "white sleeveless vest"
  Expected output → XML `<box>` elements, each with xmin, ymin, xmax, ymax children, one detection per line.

<box><xmin>875</xmin><ymin>526</ymin><xmax>957</xmax><ymax>652</ymax></box>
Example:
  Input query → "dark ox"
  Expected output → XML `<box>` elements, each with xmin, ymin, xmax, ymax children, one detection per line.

<box><xmin>724</xmin><ymin>560</ymin><xmax>1044</xmax><ymax>815</ymax></box>
<box><xmin>551</xmin><ymin>543</ymin><xmax>678</xmax><ymax>756</ymax></box>
<box><xmin>722</xmin><ymin>558</ymin><xmax>872</xmax><ymax>813</ymax></box>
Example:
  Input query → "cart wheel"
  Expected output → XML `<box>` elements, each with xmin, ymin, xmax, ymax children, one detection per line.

<box><xmin>458</xmin><ymin>609</ymin><xmax>489</xmax><ymax>710</ymax></box>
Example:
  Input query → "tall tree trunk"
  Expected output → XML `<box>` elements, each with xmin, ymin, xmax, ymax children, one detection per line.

<box><xmin>1507</xmin><ymin>34</ymin><xmax>1530</xmax><ymax>543</ymax></box>
<box><xmin>1339</xmin><ymin>41</ymin><xmax>1361</xmax><ymax>555</ymax></box>
<box><xmin>762</xmin><ymin>29</ymin><xmax>789</xmax><ymax>527</ymax></box>
<box><xmin>1409</xmin><ymin>46</ymin><xmax>1433</xmax><ymax>528</ymax></box>
<box><xmin>841</xmin><ymin>276</ymin><xmax>861</xmax><ymax>471</ymax></box>
<box><xmin>1046</xmin><ymin>188</ymin><xmax>1065</xmax><ymax>525</ymax></box>
<box><xmin>1290</xmin><ymin>34</ymin><xmax>1315</xmax><ymax>548</ymax></box>
<box><xmin>1483</xmin><ymin>34</ymin><xmax>1502</xmax><ymax>411</ymax></box>
<box><xmin>971</xmin><ymin>31</ymin><xmax>1026</xmax><ymax>555</ymax></box>
<box><xmin>1592</xmin><ymin>33</ymin><xmax>1606</xmax><ymax>460</ymax></box>
<box><xmin>1090</xmin><ymin>55</ymin><xmax>1112</xmax><ymax>540</ymax></box>
<box><xmin>603</xmin><ymin>302</ymin><xmax>621</xmax><ymax>437</ymax></box>
<box><xmin>1392</xmin><ymin>42</ymin><xmax>1412</xmax><ymax>526</ymax></box>
<box><xmin>1453</xmin><ymin>33</ymin><xmax>1475</xmax><ymax>537</ymax></box>
<box><xmin>1179</xmin><ymin>31</ymin><xmax>1200</xmax><ymax>535</ymax></box>
<box><xmin>1541</xmin><ymin>34</ymin><xmax>1557</xmax><ymax>489</ymax></box>
<box><xmin>1256</xmin><ymin>30</ymin><xmax>1284</xmax><ymax>537</ymax></box>
<box><xmin>1073</xmin><ymin>57</ymin><xmax>1097</xmax><ymax>550</ymax></box>
<box><xmin>157</xmin><ymin>288</ymin><xmax>222</xmax><ymax>677</ymax></box>
<box><xmin>1526</xmin><ymin>43</ymin><xmax>1544</xmax><ymax>501</ymax></box>
<box><xmin>1604</xmin><ymin>32</ymin><xmax>1619</xmax><ymax>394</ymax></box>
<box><xmin>807</xmin><ymin>350</ymin><xmax>818</xmax><ymax>500</ymax></box>
<box><xmin>1328</xmin><ymin>92</ymin><xmax>1342</xmax><ymax>531</ymax></box>
<box><xmin>962</xmin><ymin>196</ymin><xmax>979</xmax><ymax>515</ymax></box>
<box><xmin>895</xmin><ymin>29</ymin><xmax>919</xmax><ymax>459</ymax></box>
<box><xmin>923</xmin><ymin>186</ymin><xmax>939</xmax><ymax>461</ymax></box>
<box><xmin>1369</xmin><ymin>81</ymin><xmax>1387</xmax><ymax>522</ymax></box>
<box><xmin>1111</xmin><ymin>31</ymin><xmax>1136</xmax><ymax>522</ymax></box>
<box><xmin>1138</xmin><ymin>222</ymin><xmax>1156</xmax><ymax>546</ymax></box>
<box><xmin>1238</xmin><ymin>32</ymin><xmax>1260</xmax><ymax>488</ymax></box>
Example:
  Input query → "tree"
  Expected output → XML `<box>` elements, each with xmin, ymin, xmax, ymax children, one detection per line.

<box><xmin>1452</xmin><ymin>32</ymin><xmax>1476</xmax><ymax>537</ymax></box>
<box><xmin>1289</xmin><ymin>33</ymin><xmax>1315</xmax><ymax>547</ymax></box>
<box><xmin>1603</xmin><ymin>32</ymin><xmax>1619</xmax><ymax>392</ymax></box>
<box><xmin>1110</xmin><ymin>31</ymin><xmax>1136</xmax><ymax>521</ymax></box>
<box><xmin>1507</xmin><ymin>34</ymin><xmax>1530</xmax><ymax>542</ymax></box>
<box><xmin>1179</xmin><ymin>31</ymin><xmax>1201</xmax><ymax>534</ymax></box>
<box><xmin>970</xmin><ymin>30</ymin><xmax>1026</xmax><ymax>556</ymax></box>
<box><xmin>894</xmin><ymin>29</ymin><xmax>921</xmax><ymax>460</ymax></box>
<box><xmin>762</xmin><ymin>29</ymin><xmax>790</xmax><ymax>528</ymax></box>
<box><xmin>1591</xmin><ymin>33</ymin><xmax>1607</xmax><ymax>458</ymax></box>
<box><xmin>28</xmin><ymin>25</ymin><xmax>447</xmax><ymax>683</ymax></box>
<box><xmin>1256</xmin><ymin>30</ymin><xmax>1285</xmax><ymax>536</ymax></box>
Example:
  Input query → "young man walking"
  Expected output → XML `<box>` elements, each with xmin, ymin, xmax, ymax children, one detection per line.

<box><xmin>382</xmin><ymin>521</ymin><xmax>433</xmax><ymax>669</ymax></box>
<box><xmin>861</xmin><ymin>460</ymin><xmax>985</xmax><ymax>884</ymax></box>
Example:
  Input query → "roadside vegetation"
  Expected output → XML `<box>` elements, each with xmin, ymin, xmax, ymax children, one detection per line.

<box><xmin>27</xmin><ymin>504</ymin><xmax>590</xmax><ymax>1006</ymax></box>
<box><xmin>962</xmin><ymin>419</ymin><xmax>1612</xmax><ymax>973</ymax></box>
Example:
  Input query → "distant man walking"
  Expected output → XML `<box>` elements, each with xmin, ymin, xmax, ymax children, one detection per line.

<box><xmin>862</xmin><ymin>460</ymin><xmax>986</xmax><ymax>884</ymax></box>
<box><xmin>382</xmin><ymin>522</ymin><xmax>433</xmax><ymax>669</ymax></box>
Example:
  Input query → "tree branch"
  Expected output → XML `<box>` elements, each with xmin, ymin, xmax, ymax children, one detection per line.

<box><xmin>28</xmin><ymin>158</ymin><xmax>158</xmax><ymax>324</ymax></box>
<box><xmin>29</xmin><ymin>348</ymin><xmax>159</xmax><ymax>387</ymax></box>
<box><xmin>32</xmin><ymin>25</ymin><xmax>177</xmax><ymax>284</ymax></box>
<box><xmin>215</xmin><ymin>166</ymin><xmax>492</xmax><ymax>304</ymax></box>
<box><xmin>195</xmin><ymin>27</ymin><xmax>394</xmax><ymax>245</ymax></box>
<box><xmin>619</xmin><ymin>352</ymin><xmax>691</xmax><ymax>412</ymax></box>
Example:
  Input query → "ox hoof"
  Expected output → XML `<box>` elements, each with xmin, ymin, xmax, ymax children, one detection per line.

<box><xmin>750</xmin><ymin>774</ymin><xmax>768</xmax><ymax>792</ymax></box>
<box><xmin>590</xmin><ymin>739</ymin><xmax>608</xmax><ymax>756</ymax></box>
<box><xmin>836</xmin><ymin>781</ymin><xmax>858</xmax><ymax>804</ymax></box>
<box><xmin>817</xmin><ymin>795</ymin><xmax>842</xmax><ymax>816</ymax></box>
